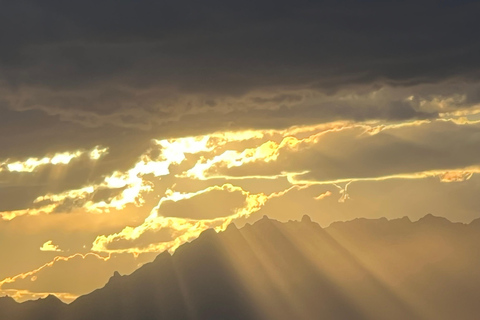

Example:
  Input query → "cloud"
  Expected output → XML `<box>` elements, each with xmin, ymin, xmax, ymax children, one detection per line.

<box><xmin>0</xmin><ymin>0</ymin><xmax>478</xmax><ymax>137</ymax></box>
<box><xmin>334</xmin><ymin>183</ymin><xmax>352</xmax><ymax>203</ymax></box>
<box><xmin>438</xmin><ymin>171</ymin><xmax>475</xmax><ymax>182</ymax></box>
<box><xmin>0</xmin><ymin>146</ymin><xmax>107</xmax><ymax>173</ymax></box>
<box><xmin>0</xmin><ymin>127</ymin><xmax>298</xmax><ymax>219</ymax></box>
<box><xmin>158</xmin><ymin>188</ymin><xmax>246</xmax><ymax>220</ymax></box>
<box><xmin>0</xmin><ymin>253</ymin><xmax>110</xmax><ymax>289</ymax></box>
<box><xmin>4</xmin><ymin>117</ymin><xmax>480</xmax><ymax>221</ymax></box>
<box><xmin>313</xmin><ymin>191</ymin><xmax>332</xmax><ymax>201</ymax></box>
<box><xmin>39</xmin><ymin>240</ymin><xmax>62</xmax><ymax>252</ymax></box>
<box><xmin>205</xmin><ymin>119</ymin><xmax>480</xmax><ymax>185</ymax></box>
<box><xmin>2</xmin><ymin>1</ymin><xmax>479</xmax><ymax>91</ymax></box>
<box><xmin>91</xmin><ymin>183</ymin><xmax>305</xmax><ymax>255</ymax></box>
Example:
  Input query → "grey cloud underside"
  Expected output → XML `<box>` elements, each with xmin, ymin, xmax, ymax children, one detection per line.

<box><xmin>2</xmin><ymin>0</ymin><xmax>480</xmax><ymax>89</ymax></box>
<box><xmin>0</xmin><ymin>0</ymin><xmax>479</xmax><ymax>133</ymax></box>
<box><xmin>220</xmin><ymin>121</ymin><xmax>480</xmax><ymax>181</ymax></box>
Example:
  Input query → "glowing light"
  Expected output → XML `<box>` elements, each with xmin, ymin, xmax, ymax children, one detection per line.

<box><xmin>438</xmin><ymin>171</ymin><xmax>475</xmax><ymax>182</ymax></box>
<box><xmin>289</xmin><ymin>166</ymin><xmax>480</xmax><ymax>186</ymax></box>
<box><xmin>0</xmin><ymin>204</ymin><xmax>57</xmax><ymax>221</ymax></box>
<box><xmin>0</xmin><ymin>146</ymin><xmax>108</xmax><ymax>173</ymax></box>
<box><xmin>89</xmin><ymin>146</ymin><xmax>109</xmax><ymax>160</ymax></box>
<box><xmin>2</xmin><ymin>118</ymin><xmax>480</xmax><ymax>221</ymax></box>
<box><xmin>334</xmin><ymin>182</ymin><xmax>352</xmax><ymax>203</ymax></box>
<box><xmin>4</xmin><ymin>116</ymin><xmax>480</xmax><ymax>302</ymax></box>
<box><xmin>0</xmin><ymin>253</ymin><xmax>111</xmax><ymax>287</ymax></box>
<box><xmin>39</xmin><ymin>240</ymin><xmax>62</xmax><ymax>252</ymax></box>
<box><xmin>91</xmin><ymin>184</ymin><xmax>306</xmax><ymax>255</ymax></box>
<box><xmin>313</xmin><ymin>191</ymin><xmax>332</xmax><ymax>200</ymax></box>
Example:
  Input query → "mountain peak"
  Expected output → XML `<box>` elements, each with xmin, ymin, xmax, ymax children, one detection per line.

<box><xmin>253</xmin><ymin>215</ymin><xmax>278</xmax><ymax>229</ymax></box>
<box><xmin>417</xmin><ymin>213</ymin><xmax>450</xmax><ymax>224</ymax></box>
<box><xmin>301</xmin><ymin>214</ymin><xmax>312</xmax><ymax>223</ymax></box>
<box><xmin>199</xmin><ymin>227</ymin><xmax>217</xmax><ymax>239</ymax></box>
<box><xmin>398</xmin><ymin>216</ymin><xmax>411</xmax><ymax>222</ymax></box>
<box><xmin>0</xmin><ymin>295</ymin><xmax>16</xmax><ymax>303</ymax></box>
<box><xmin>41</xmin><ymin>294</ymin><xmax>62</xmax><ymax>303</ymax></box>
<box><xmin>226</xmin><ymin>222</ymin><xmax>238</xmax><ymax>231</ymax></box>
<box><xmin>106</xmin><ymin>271</ymin><xmax>123</xmax><ymax>286</ymax></box>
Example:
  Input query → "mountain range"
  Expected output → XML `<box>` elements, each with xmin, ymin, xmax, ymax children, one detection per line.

<box><xmin>2</xmin><ymin>214</ymin><xmax>480</xmax><ymax>320</ymax></box>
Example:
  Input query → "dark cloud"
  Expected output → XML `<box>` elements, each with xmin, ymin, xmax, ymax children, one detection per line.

<box><xmin>1</xmin><ymin>0</ymin><xmax>479</xmax><ymax>175</ymax></box>
<box><xmin>214</xmin><ymin>120</ymin><xmax>480</xmax><ymax>182</ymax></box>
<box><xmin>0</xmin><ymin>0</ymin><xmax>478</xmax><ymax>133</ymax></box>
<box><xmin>2</xmin><ymin>0</ymin><xmax>479</xmax><ymax>88</ymax></box>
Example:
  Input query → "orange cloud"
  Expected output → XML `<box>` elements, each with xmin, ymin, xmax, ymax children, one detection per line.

<box><xmin>1</xmin><ymin>117</ymin><xmax>479</xmax><ymax>222</ymax></box>
<box><xmin>39</xmin><ymin>240</ymin><xmax>62</xmax><ymax>252</ymax></box>
<box><xmin>313</xmin><ymin>190</ymin><xmax>332</xmax><ymax>200</ymax></box>
<box><xmin>438</xmin><ymin>171</ymin><xmax>475</xmax><ymax>182</ymax></box>
<box><xmin>0</xmin><ymin>253</ymin><xmax>111</xmax><ymax>289</ymax></box>
<box><xmin>91</xmin><ymin>183</ymin><xmax>307</xmax><ymax>255</ymax></box>
<box><xmin>0</xmin><ymin>146</ymin><xmax>108</xmax><ymax>173</ymax></box>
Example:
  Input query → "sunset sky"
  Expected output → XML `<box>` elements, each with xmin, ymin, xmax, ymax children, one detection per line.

<box><xmin>1</xmin><ymin>0</ymin><xmax>480</xmax><ymax>303</ymax></box>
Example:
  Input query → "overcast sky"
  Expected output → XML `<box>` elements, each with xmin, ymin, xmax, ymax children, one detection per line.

<box><xmin>1</xmin><ymin>0</ymin><xmax>480</xmax><ymax>303</ymax></box>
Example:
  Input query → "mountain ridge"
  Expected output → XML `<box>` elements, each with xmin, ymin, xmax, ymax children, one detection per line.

<box><xmin>2</xmin><ymin>213</ymin><xmax>480</xmax><ymax>320</ymax></box>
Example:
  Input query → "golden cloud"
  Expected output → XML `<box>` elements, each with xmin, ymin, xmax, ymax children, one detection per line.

<box><xmin>39</xmin><ymin>240</ymin><xmax>62</xmax><ymax>252</ymax></box>
<box><xmin>0</xmin><ymin>146</ymin><xmax>108</xmax><ymax>173</ymax></box>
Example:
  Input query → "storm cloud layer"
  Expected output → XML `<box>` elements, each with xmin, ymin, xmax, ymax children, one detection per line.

<box><xmin>1</xmin><ymin>0</ymin><xmax>480</xmax><ymax>133</ymax></box>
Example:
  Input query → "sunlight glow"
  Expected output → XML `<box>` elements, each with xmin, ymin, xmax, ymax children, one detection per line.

<box><xmin>3</xmin><ymin>117</ymin><xmax>480</xmax><ymax>301</ymax></box>
<box><xmin>39</xmin><ymin>240</ymin><xmax>62</xmax><ymax>252</ymax></box>
<box><xmin>0</xmin><ymin>145</ymin><xmax>108</xmax><ymax>173</ymax></box>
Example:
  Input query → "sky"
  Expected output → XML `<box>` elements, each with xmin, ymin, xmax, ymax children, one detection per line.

<box><xmin>1</xmin><ymin>0</ymin><xmax>480</xmax><ymax>303</ymax></box>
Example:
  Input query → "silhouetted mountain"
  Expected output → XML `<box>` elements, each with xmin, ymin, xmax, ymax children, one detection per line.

<box><xmin>0</xmin><ymin>294</ymin><xmax>65</xmax><ymax>320</ymax></box>
<box><xmin>3</xmin><ymin>214</ymin><xmax>480</xmax><ymax>320</ymax></box>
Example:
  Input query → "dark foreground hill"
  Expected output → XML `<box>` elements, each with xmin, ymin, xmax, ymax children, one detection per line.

<box><xmin>2</xmin><ymin>214</ymin><xmax>480</xmax><ymax>320</ymax></box>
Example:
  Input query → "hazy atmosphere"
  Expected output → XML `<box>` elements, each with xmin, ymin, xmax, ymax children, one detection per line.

<box><xmin>1</xmin><ymin>0</ymin><xmax>480</xmax><ymax>310</ymax></box>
